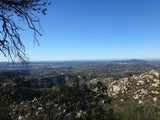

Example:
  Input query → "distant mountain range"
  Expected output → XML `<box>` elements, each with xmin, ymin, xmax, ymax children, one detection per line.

<box><xmin>1</xmin><ymin>58</ymin><xmax>160</xmax><ymax>64</ymax></box>
<box><xmin>121</xmin><ymin>59</ymin><xmax>147</xmax><ymax>63</ymax></box>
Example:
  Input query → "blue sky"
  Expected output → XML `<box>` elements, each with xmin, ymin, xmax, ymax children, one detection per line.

<box><xmin>10</xmin><ymin>0</ymin><xmax>160</xmax><ymax>61</ymax></box>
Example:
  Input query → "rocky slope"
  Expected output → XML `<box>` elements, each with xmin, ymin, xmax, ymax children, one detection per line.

<box><xmin>107</xmin><ymin>70</ymin><xmax>160</xmax><ymax>104</ymax></box>
<box><xmin>8</xmin><ymin>70</ymin><xmax>160</xmax><ymax>119</ymax></box>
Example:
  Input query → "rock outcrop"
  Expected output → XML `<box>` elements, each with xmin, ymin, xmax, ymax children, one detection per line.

<box><xmin>107</xmin><ymin>70</ymin><xmax>160</xmax><ymax>104</ymax></box>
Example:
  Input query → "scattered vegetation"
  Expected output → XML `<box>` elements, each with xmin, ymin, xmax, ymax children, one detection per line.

<box><xmin>0</xmin><ymin>60</ymin><xmax>160</xmax><ymax>119</ymax></box>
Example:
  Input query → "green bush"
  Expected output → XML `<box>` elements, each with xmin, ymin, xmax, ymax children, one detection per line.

<box><xmin>114</xmin><ymin>104</ymin><xmax>160</xmax><ymax>120</ymax></box>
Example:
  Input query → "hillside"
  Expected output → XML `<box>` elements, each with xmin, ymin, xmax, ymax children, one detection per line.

<box><xmin>1</xmin><ymin>61</ymin><xmax>160</xmax><ymax>119</ymax></box>
<box><xmin>4</xmin><ymin>69</ymin><xmax>160</xmax><ymax>120</ymax></box>
<box><xmin>107</xmin><ymin>70</ymin><xmax>160</xmax><ymax>104</ymax></box>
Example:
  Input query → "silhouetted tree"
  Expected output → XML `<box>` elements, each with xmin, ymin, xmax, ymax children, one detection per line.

<box><xmin>0</xmin><ymin>0</ymin><xmax>51</xmax><ymax>64</ymax></box>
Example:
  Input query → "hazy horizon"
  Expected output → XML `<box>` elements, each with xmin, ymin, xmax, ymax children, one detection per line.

<box><xmin>1</xmin><ymin>58</ymin><xmax>160</xmax><ymax>63</ymax></box>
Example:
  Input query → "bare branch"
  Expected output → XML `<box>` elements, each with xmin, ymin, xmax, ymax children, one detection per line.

<box><xmin>0</xmin><ymin>0</ymin><xmax>50</xmax><ymax>64</ymax></box>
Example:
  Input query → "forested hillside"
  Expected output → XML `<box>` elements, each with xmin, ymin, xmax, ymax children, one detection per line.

<box><xmin>0</xmin><ymin>60</ymin><xmax>160</xmax><ymax>119</ymax></box>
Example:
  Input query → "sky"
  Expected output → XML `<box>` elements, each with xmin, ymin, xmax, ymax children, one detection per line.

<box><xmin>3</xmin><ymin>0</ymin><xmax>160</xmax><ymax>61</ymax></box>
